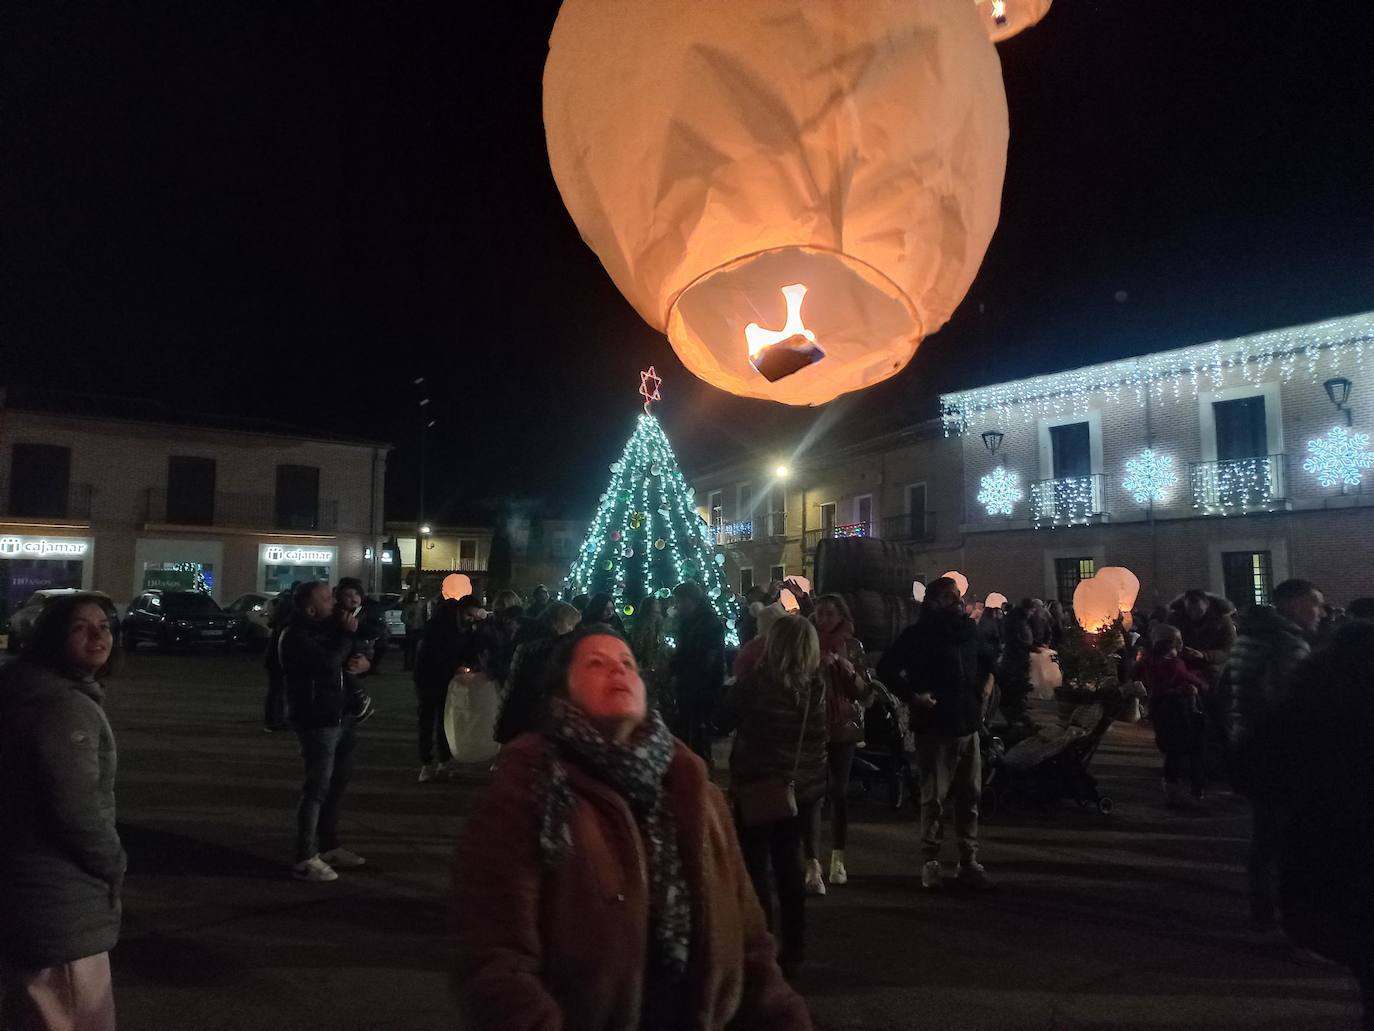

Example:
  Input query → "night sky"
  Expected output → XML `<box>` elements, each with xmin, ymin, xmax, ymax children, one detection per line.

<box><xmin>4</xmin><ymin>2</ymin><xmax>1372</xmax><ymax>524</ymax></box>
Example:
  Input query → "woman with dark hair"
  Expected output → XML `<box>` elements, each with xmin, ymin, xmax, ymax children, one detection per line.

<box><xmin>669</xmin><ymin>580</ymin><xmax>725</xmax><ymax>763</ymax></box>
<box><xmin>493</xmin><ymin>602</ymin><xmax>582</xmax><ymax>744</ymax></box>
<box><xmin>1246</xmin><ymin>622</ymin><xmax>1374</xmax><ymax>1027</ymax></box>
<box><xmin>0</xmin><ymin>594</ymin><xmax>125</xmax><ymax>1031</ymax></box>
<box><xmin>805</xmin><ymin>594</ymin><xmax>871</xmax><ymax>892</ymax></box>
<box><xmin>453</xmin><ymin>625</ymin><xmax>810</xmax><ymax>1030</ymax></box>
<box><xmin>719</xmin><ymin>614</ymin><xmax>829</xmax><ymax>978</ymax></box>
<box><xmin>627</xmin><ymin>595</ymin><xmax>673</xmax><ymax>723</ymax></box>
<box><xmin>580</xmin><ymin>592</ymin><xmax>627</xmax><ymax>635</ymax></box>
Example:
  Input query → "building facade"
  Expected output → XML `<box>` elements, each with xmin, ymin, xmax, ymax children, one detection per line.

<box><xmin>0</xmin><ymin>397</ymin><xmax>389</xmax><ymax>621</ymax></box>
<box><xmin>690</xmin><ymin>423</ymin><xmax>964</xmax><ymax>593</ymax></box>
<box><xmin>943</xmin><ymin>312</ymin><xmax>1374</xmax><ymax>611</ymax></box>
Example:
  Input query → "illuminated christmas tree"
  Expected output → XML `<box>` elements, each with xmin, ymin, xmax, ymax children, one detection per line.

<box><xmin>564</xmin><ymin>368</ymin><xmax>737</xmax><ymax>639</ymax></box>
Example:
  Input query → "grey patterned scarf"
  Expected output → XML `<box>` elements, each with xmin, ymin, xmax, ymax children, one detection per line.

<box><xmin>538</xmin><ymin>697</ymin><xmax>691</xmax><ymax>978</ymax></box>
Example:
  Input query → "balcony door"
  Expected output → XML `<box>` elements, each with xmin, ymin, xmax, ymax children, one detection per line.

<box><xmin>167</xmin><ymin>456</ymin><xmax>216</xmax><ymax>526</ymax></box>
<box><xmin>1051</xmin><ymin>422</ymin><xmax>1092</xmax><ymax>478</ymax></box>
<box><xmin>8</xmin><ymin>443</ymin><xmax>71</xmax><ymax>518</ymax></box>
<box><xmin>819</xmin><ymin>502</ymin><xmax>836</xmax><ymax>535</ymax></box>
<box><xmin>853</xmin><ymin>494</ymin><xmax>872</xmax><ymax>533</ymax></box>
<box><xmin>1214</xmin><ymin>397</ymin><xmax>1268</xmax><ymax>461</ymax></box>
<box><xmin>905</xmin><ymin>482</ymin><xmax>927</xmax><ymax>538</ymax></box>
<box><xmin>275</xmin><ymin>464</ymin><xmax>321</xmax><ymax>531</ymax></box>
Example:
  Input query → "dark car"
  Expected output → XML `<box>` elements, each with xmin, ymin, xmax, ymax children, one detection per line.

<box><xmin>123</xmin><ymin>590</ymin><xmax>236</xmax><ymax>649</ymax></box>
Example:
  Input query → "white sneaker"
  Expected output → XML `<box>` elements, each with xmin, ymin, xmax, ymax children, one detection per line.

<box><xmin>291</xmin><ymin>855</ymin><xmax>338</xmax><ymax>882</ymax></box>
<box><xmin>921</xmin><ymin>860</ymin><xmax>943</xmax><ymax>890</ymax></box>
<box><xmin>804</xmin><ymin>858</ymin><xmax>827</xmax><ymax>896</ymax></box>
<box><xmin>828</xmin><ymin>851</ymin><xmax>848</xmax><ymax>885</ymax></box>
<box><xmin>320</xmin><ymin>847</ymin><xmax>366</xmax><ymax>870</ymax></box>
<box><xmin>418</xmin><ymin>764</ymin><xmax>438</xmax><ymax>783</ymax></box>
<box><xmin>957</xmin><ymin>859</ymin><xmax>991</xmax><ymax>889</ymax></box>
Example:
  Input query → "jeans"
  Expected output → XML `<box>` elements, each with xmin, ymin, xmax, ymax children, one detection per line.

<box><xmin>417</xmin><ymin>682</ymin><xmax>453</xmax><ymax>766</ymax></box>
<box><xmin>264</xmin><ymin>669</ymin><xmax>287</xmax><ymax>727</ymax></box>
<box><xmin>914</xmin><ymin>733</ymin><xmax>981</xmax><ymax>863</ymax></box>
<box><xmin>295</xmin><ymin>720</ymin><xmax>357</xmax><ymax>862</ymax></box>
<box><xmin>805</xmin><ymin>742</ymin><xmax>856</xmax><ymax>859</ymax></box>
<box><xmin>735</xmin><ymin>799</ymin><xmax>816</xmax><ymax>968</ymax></box>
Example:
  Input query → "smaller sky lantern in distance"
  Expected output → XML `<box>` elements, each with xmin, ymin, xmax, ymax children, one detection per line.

<box><xmin>913</xmin><ymin>581</ymin><xmax>927</xmax><ymax>603</ymax></box>
<box><xmin>544</xmin><ymin>0</ymin><xmax>1052</xmax><ymax>406</ymax></box>
<box><xmin>985</xmin><ymin>591</ymin><xmax>1009</xmax><ymax>610</ymax></box>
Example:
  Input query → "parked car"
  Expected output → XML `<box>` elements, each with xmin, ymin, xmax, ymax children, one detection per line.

<box><xmin>224</xmin><ymin>592</ymin><xmax>275</xmax><ymax>644</ymax></box>
<box><xmin>123</xmin><ymin>590</ymin><xmax>236</xmax><ymax>649</ymax></box>
<box><xmin>380</xmin><ymin>595</ymin><xmax>407</xmax><ymax>642</ymax></box>
<box><xmin>6</xmin><ymin>589</ymin><xmax>120</xmax><ymax>653</ymax></box>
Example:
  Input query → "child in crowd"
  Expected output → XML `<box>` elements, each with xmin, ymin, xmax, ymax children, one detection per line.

<box><xmin>1139</xmin><ymin>623</ymin><xmax>1208</xmax><ymax>807</ymax></box>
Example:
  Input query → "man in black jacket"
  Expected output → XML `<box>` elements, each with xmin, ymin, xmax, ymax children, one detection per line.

<box><xmin>281</xmin><ymin>581</ymin><xmax>371</xmax><ymax>882</ymax></box>
<box><xmin>878</xmin><ymin>577</ymin><xmax>993</xmax><ymax>891</ymax></box>
<box><xmin>1226</xmin><ymin>577</ymin><xmax>1324</xmax><ymax>931</ymax></box>
<box><xmin>669</xmin><ymin>580</ymin><xmax>726</xmax><ymax>765</ymax></box>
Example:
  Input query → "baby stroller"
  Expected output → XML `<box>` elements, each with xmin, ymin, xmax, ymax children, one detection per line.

<box><xmin>983</xmin><ymin>682</ymin><xmax>1139</xmax><ymax>816</ymax></box>
<box><xmin>853</xmin><ymin>678</ymin><xmax>916</xmax><ymax>809</ymax></box>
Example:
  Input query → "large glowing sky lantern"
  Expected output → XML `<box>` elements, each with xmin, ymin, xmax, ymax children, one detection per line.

<box><xmin>544</xmin><ymin>0</ymin><xmax>1051</xmax><ymax>406</ymax></box>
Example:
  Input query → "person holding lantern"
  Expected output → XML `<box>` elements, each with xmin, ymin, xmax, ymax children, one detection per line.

<box><xmin>452</xmin><ymin>625</ymin><xmax>811</xmax><ymax>1029</ymax></box>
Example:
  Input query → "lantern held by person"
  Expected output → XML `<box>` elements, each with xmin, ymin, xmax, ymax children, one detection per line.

<box><xmin>1072</xmin><ymin>576</ymin><xmax>1121</xmax><ymax>634</ymax></box>
<box><xmin>544</xmin><ymin>0</ymin><xmax>1033</xmax><ymax>406</ymax></box>
<box><xmin>1095</xmin><ymin>566</ymin><xmax>1140</xmax><ymax>615</ymax></box>
<box><xmin>442</xmin><ymin>573</ymin><xmax>473</xmax><ymax>601</ymax></box>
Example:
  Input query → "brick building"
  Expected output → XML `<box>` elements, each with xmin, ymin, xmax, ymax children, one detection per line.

<box><xmin>943</xmin><ymin>312</ymin><xmax>1374</xmax><ymax>611</ymax></box>
<box><xmin>0</xmin><ymin>390</ymin><xmax>389</xmax><ymax>620</ymax></box>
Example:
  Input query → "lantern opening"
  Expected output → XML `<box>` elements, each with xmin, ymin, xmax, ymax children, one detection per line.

<box><xmin>745</xmin><ymin>284</ymin><xmax>825</xmax><ymax>382</ymax></box>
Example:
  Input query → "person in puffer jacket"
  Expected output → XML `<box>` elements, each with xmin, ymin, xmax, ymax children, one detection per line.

<box><xmin>0</xmin><ymin>594</ymin><xmax>124</xmax><ymax>1031</ymax></box>
<box><xmin>1225</xmin><ymin>578</ymin><xmax>1324</xmax><ymax>932</ymax></box>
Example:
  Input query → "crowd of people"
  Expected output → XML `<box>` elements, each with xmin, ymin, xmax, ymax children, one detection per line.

<box><xmin>2</xmin><ymin>570</ymin><xmax>1372</xmax><ymax>1029</ymax></box>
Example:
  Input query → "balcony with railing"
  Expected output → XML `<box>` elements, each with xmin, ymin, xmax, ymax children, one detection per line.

<box><xmin>879</xmin><ymin>512</ymin><xmax>937</xmax><ymax>542</ymax></box>
<box><xmin>1189</xmin><ymin>455</ymin><xmax>1288</xmax><ymax>514</ymax></box>
<box><xmin>144</xmin><ymin>488</ymin><xmax>340</xmax><ymax>532</ymax></box>
<box><xmin>1030</xmin><ymin>474</ymin><xmax>1106</xmax><ymax>527</ymax></box>
<box><xmin>803</xmin><ymin>520</ymin><xmax>870</xmax><ymax>552</ymax></box>
<box><xmin>714</xmin><ymin>520</ymin><xmax>754</xmax><ymax>546</ymax></box>
<box><xmin>0</xmin><ymin>481</ymin><xmax>94</xmax><ymax>522</ymax></box>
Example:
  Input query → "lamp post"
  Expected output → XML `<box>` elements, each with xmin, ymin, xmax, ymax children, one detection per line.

<box><xmin>414</xmin><ymin>377</ymin><xmax>436</xmax><ymax>575</ymax></box>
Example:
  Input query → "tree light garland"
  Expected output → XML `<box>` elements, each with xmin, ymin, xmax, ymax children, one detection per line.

<box><xmin>940</xmin><ymin>312</ymin><xmax>1374</xmax><ymax>434</ymax></box>
<box><xmin>977</xmin><ymin>467</ymin><xmax>1023</xmax><ymax>516</ymax></box>
<box><xmin>1302</xmin><ymin>425</ymin><xmax>1374</xmax><ymax>488</ymax></box>
<box><xmin>1121</xmin><ymin>449</ymin><xmax>1179</xmax><ymax>505</ymax></box>
<box><xmin>564</xmin><ymin>411</ymin><xmax>738</xmax><ymax>644</ymax></box>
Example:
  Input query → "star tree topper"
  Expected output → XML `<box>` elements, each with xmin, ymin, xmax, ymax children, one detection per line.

<box><xmin>639</xmin><ymin>366</ymin><xmax>662</xmax><ymax>414</ymax></box>
<box><xmin>1303</xmin><ymin>425</ymin><xmax>1374</xmax><ymax>488</ymax></box>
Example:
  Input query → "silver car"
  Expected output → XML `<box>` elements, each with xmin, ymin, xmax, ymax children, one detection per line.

<box><xmin>7</xmin><ymin>589</ymin><xmax>119</xmax><ymax>654</ymax></box>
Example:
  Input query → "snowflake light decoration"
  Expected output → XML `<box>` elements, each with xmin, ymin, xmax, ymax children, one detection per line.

<box><xmin>1302</xmin><ymin>425</ymin><xmax>1374</xmax><ymax>488</ymax></box>
<box><xmin>1121</xmin><ymin>449</ymin><xmax>1179</xmax><ymax>505</ymax></box>
<box><xmin>977</xmin><ymin>466</ymin><xmax>1023</xmax><ymax>516</ymax></box>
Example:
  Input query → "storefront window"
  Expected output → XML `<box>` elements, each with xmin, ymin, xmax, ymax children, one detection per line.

<box><xmin>0</xmin><ymin>535</ymin><xmax>92</xmax><ymax>625</ymax></box>
<box><xmin>142</xmin><ymin>561</ymin><xmax>214</xmax><ymax>593</ymax></box>
<box><xmin>258</xmin><ymin>543</ymin><xmax>337</xmax><ymax>594</ymax></box>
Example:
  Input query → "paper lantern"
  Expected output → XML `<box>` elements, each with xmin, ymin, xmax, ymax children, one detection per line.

<box><xmin>1072</xmin><ymin>576</ymin><xmax>1121</xmax><ymax>634</ymax></box>
<box><xmin>974</xmin><ymin>0</ymin><xmax>1054</xmax><ymax>43</ymax></box>
<box><xmin>985</xmin><ymin>592</ymin><xmax>1008</xmax><ymax>609</ymax></box>
<box><xmin>442</xmin><ymin>573</ymin><xmax>473</xmax><ymax>601</ymax></box>
<box><xmin>544</xmin><ymin>0</ymin><xmax>1012</xmax><ymax>406</ymax></box>
<box><xmin>1095</xmin><ymin>566</ymin><xmax>1140</xmax><ymax>614</ymax></box>
<box><xmin>779</xmin><ymin>588</ymin><xmax>800</xmax><ymax>613</ymax></box>
<box><xmin>941</xmin><ymin>571</ymin><xmax>971</xmax><ymax>598</ymax></box>
<box><xmin>912</xmin><ymin>581</ymin><xmax>927</xmax><ymax>603</ymax></box>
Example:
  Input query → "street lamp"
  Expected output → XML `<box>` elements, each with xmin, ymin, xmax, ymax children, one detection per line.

<box><xmin>420</xmin><ymin>524</ymin><xmax>432</xmax><ymax>535</ymax></box>
<box><xmin>1324</xmin><ymin>376</ymin><xmax>1354</xmax><ymax>426</ymax></box>
<box><xmin>774</xmin><ymin>463</ymin><xmax>790</xmax><ymax>479</ymax></box>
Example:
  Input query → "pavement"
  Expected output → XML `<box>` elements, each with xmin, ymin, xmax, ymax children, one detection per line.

<box><xmin>31</xmin><ymin>652</ymin><xmax>1367</xmax><ymax>1029</ymax></box>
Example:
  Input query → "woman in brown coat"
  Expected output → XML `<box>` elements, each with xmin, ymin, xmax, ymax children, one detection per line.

<box><xmin>452</xmin><ymin>625</ymin><xmax>810</xmax><ymax>1031</ymax></box>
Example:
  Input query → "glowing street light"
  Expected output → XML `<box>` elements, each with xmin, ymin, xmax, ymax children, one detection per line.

<box><xmin>774</xmin><ymin>464</ymin><xmax>791</xmax><ymax>479</ymax></box>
